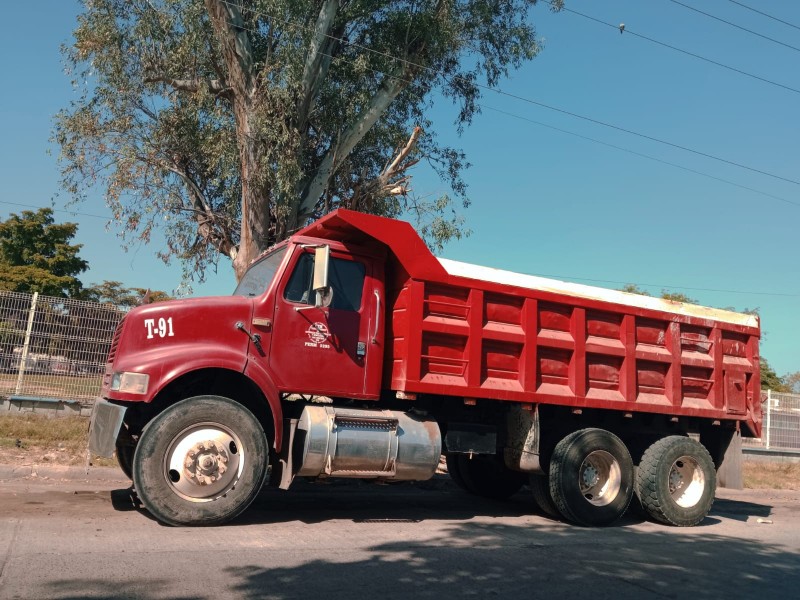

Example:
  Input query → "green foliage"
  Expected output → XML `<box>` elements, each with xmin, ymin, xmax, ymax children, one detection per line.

<box><xmin>81</xmin><ymin>280</ymin><xmax>173</xmax><ymax>308</ymax></box>
<box><xmin>55</xmin><ymin>0</ymin><xmax>550</xmax><ymax>280</ymax></box>
<box><xmin>0</xmin><ymin>208</ymin><xmax>88</xmax><ymax>297</ymax></box>
<box><xmin>659</xmin><ymin>290</ymin><xmax>697</xmax><ymax>304</ymax></box>
<box><xmin>761</xmin><ymin>357</ymin><xmax>789</xmax><ymax>392</ymax></box>
<box><xmin>783</xmin><ymin>371</ymin><xmax>800</xmax><ymax>394</ymax></box>
<box><xmin>620</xmin><ymin>284</ymin><xmax>651</xmax><ymax>296</ymax></box>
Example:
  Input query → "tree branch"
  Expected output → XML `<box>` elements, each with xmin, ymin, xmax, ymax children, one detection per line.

<box><xmin>348</xmin><ymin>127</ymin><xmax>422</xmax><ymax>211</ymax></box>
<box><xmin>205</xmin><ymin>0</ymin><xmax>255</xmax><ymax>98</ymax></box>
<box><xmin>297</xmin><ymin>70</ymin><xmax>408</xmax><ymax>219</ymax></box>
<box><xmin>144</xmin><ymin>76</ymin><xmax>231</xmax><ymax>97</ymax></box>
<box><xmin>298</xmin><ymin>0</ymin><xmax>339</xmax><ymax>126</ymax></box>
<box><xmin>163</xmin><ymin>161</ymin><xmax>238</xmax><ymax>259</ymax></box>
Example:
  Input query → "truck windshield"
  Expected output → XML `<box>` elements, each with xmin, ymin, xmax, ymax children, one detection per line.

<box><xmin>233</xmin><ymin>247</ymin><xmax>287</xmax><ymax>297</ymax></box>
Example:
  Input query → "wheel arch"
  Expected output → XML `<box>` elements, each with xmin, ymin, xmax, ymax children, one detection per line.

<box><xmin>142</xmin><ymin>367</ymin><xmax>282</xmax><ymax>452</ymax></box>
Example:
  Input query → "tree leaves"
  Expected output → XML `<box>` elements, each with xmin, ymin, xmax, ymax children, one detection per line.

<box><xmin>0</xmin><ymin>208</ymin><xmax>88</xmax><ymax>298</ymax></box>
<box><xmin>56</xmin><ymin>0</ymin><xmax>544</xmax><ymax>282</ymax></box>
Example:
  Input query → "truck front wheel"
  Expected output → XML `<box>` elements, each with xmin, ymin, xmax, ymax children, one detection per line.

<box><xmin>132</xmin><ymin>395</ymin><xmax>270</xmax><ymax>526</ymax></box>
<box><xmin>636</xmin><ymin>436</ymin><xmax>716</xmax><ymax>526</ymax></box>
<box><xmin>549</xmin><ymin>428</ymin><xmax>634</xmax><ymax>526</ymax></box>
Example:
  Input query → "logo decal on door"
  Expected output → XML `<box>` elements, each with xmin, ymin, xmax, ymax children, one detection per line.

<box><xmin>305</xmin><ymin>322</ymin><xmax>331</xmax><ymax>348</ymax></box>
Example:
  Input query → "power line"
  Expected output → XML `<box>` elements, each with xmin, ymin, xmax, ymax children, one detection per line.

<box><xmin>545</xmin><ymin>0</ymin><xmax>800</xmax><ymax>96</ymax></box>
<box><xmin>727</xmin><ymin>0</ymin><xmax>800</xmax><ymax>32</ymax></box>
<box><xmin>218</xmin><ymin>6</ymin><xmax>800</xmax><ymax>208</ymax></box>
<box><xmin>525</xmin><ymin>271</ymin><xmax>800</xmax><ymax>298</ymax></box>
<box><xmin>666</xmin><ymin>0</ymin><xmax>800</xmax><ymax>53</ymax></box>
<box><xmin>480</xmin><ymin>104</ymin><xmax>800</xmax><ymax>208</ymax></box>
<box><xmin>0</xmin><ymin>200</ymin><xmax>110</xmax><ymax>220</ymax></box>
<box><xmin>218</xmin><ymin>1</ymin><xmax>800</xmax><ymax>187</ymax></box>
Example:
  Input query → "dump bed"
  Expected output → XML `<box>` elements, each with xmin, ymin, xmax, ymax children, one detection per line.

<box><xmin>299</xmin><ymin>210</ymin><xmax>762</xmax><ymax>437</ymax></box>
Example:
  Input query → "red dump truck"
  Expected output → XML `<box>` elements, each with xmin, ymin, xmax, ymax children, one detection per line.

<box><xmin>89</xmin><ymin>209</ymin><xmax>761</xmax><ymax>527</ymax></box>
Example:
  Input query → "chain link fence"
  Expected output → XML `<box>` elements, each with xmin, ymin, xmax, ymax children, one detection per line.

<box><xmin>0</xmin><ymin>291</ymin><xmax>124</xmax><ymax>415</ymax></box>
<box><xmin>743</xmin><ymin>390</ymin><xmax>800</xmax><ymax>452</ymax></box>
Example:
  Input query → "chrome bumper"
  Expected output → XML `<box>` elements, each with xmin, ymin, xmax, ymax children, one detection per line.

<box><xmin>88</xmin><ymin>399</ymin><xmax>127</xmax><ymax>458</ymax></box>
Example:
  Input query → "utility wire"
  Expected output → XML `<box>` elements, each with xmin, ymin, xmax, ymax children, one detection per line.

<box><xmin>727</xmin><ymin>0</ymin><xmax>800</xmax><ymax>32</ymax></box>
<box><xmin>544</xmin><ymin>0</ymin><xmax>800</xmax><ymax>96</ymax></box>
<box><xmin>221</xmin><ymin>7</ymin><xmax>800</xmax><ymax>208</ymax></box>
<box><xmin>666</xmin><ymin>0</ymin><xmax>800</xmax><ymax>53</ymax></box>
<box><xmin>0</xmin><ymin>200</ymin><xmax>110</xmax><ymax>220</ymax></box>
<box><xmin>525</xmin><ymin>271</ymin><xmax>800</xmax><ymax>298</ymax></box>
<box><xmin>480</xmin><ymin>104</ymin><xmax>800</xmax><ymax>208</ymax></box>
<box><xmin>218</xmin><ymin>1</ymin><xmax>800</xmax><ymax>187</ymax></box>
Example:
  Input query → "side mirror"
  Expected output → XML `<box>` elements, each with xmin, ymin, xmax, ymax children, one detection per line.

<box><xmin>312</xmin><ymin>245</ymin><xmax>333</xmax><ymax>308</ymax></box>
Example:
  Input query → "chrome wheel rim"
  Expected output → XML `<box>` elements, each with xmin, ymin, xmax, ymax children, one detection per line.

<box><xmin>669</xmin><ymin>455</ymin><xmax>705</xmax><ymax>508</ymax></box>
<box><xmin>578</xmin><ymin>450</ymin><xmax>621</xmax><ymax>506</ymax></box>
<box><xmin>163</xmin><ymin>423</ymin><xmax>244</xmax><ymax>502</ymax></box>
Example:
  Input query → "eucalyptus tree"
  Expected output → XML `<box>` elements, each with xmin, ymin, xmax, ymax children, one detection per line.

<box><xmin>56</xmin><ymin>0</ymin><xmax>555</xmax><ymax>281</ymax></box>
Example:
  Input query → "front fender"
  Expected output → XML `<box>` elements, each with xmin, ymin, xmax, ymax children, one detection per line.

<box><xmin>243</xmin><ymin>359</ymin><xmax>284</xmax><ymax>452</ymax></box>
<box><xmin>105</xmin><ymin>344</ymin><xmax>247</xmax><ymax>404</ymax></box>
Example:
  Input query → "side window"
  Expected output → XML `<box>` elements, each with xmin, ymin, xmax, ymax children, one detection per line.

<box><xmin>284</xmin><ymin>252</ymin><xmax>366</xmax><ymax>311</ymax></box>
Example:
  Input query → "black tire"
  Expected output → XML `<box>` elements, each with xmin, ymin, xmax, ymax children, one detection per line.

<box><xmin>132</xmin><ymin>395</ymin><xmax>270</xmax><ymax>526</ymax></box>
<box><xmin>445</xmin><ymin>453</ymin><xmax>473</xmax><ymax>493</ymax></box>
<box><xmin>549</xmin><ymin>428</ymin><xmax>634</xmax><ymax>526</ymax></box>
<box><xmin>636</xmin><ymin>436</ymin><xmax>716</xmax><ymax>527</ymax></box>
<box><xmin>458</xmin><ymin>454</ymin><xmax>527</xmax><ymax>500</ymax></box>
<box><xmin>529</xmin><ymin>474</ymin><xmax>560</xmax><ymax>518</ymax></box>
<box><xmin>115</xmin><ymin>440</ymin><xmax>135</xmax><ymax>480</ymax></box>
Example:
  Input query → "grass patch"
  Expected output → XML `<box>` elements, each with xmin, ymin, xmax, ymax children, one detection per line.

<box><xmin>0</xmin><ymin>373</ymin><xmax>102</xmax><ymax>401</ymax></box>
<box><xmin>743</xmin><ymin>461</ymin><xmax>800</xmax><ymax>490</ymax></box>
<box><xmin>0</xmin><ymin>412</ymin><xmax>116</xmax><ymax>467</ymax></box>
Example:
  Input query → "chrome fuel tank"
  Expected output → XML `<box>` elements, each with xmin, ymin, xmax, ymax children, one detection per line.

<box><xmin>296</xmin><ymin>406</ymin><xmax>441</xmax><ymax>481</ymax></box>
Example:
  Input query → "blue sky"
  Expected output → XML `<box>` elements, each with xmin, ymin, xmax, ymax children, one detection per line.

<box><xmin>0</xmin><ymin>1</ymin><xmax>797</xmax><ymax>376</ymax></box>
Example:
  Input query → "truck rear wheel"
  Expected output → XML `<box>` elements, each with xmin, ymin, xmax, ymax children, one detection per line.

<box><xmin>549</xmin><ymin>428</ymin><xmax>633</xmax><ymax>526</ymax></box>
<box><xmin>529</xmin><ymin>474</ymin><xmax>560</xmax><ymax>518</ymax></box>
<box><xmin>457</xmin><ymin>454</ymin><xmax>526</xmax><ymax>500</ymax></box>
<box><xmin>445</xmin><ymin>453</ymin><xmax>472</xmax><ymax>493</ymax></box>
<box><xmin>132</xmin><ymin>395</ymin><xmax>270</xmax><ymax>526</ymax></box>
<box><xmin>636</xmin><ymin>436</ymin><xmax>716</xmax><ymax>526</ymax></box>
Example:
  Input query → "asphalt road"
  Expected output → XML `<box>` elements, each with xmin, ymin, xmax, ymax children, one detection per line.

<box><xmin>0</xmin><ymin>469</ymin><xmax>798</xmax><ymax>599</ymax></box>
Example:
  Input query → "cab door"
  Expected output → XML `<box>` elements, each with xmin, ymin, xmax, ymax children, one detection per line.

<box><xmin>266</xmin><ymin>245</ymin><xmax>383</xmax><ymax>399</ymax></box>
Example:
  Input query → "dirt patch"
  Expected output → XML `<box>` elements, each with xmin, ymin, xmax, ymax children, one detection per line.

<box><xmin>0</xmin><ymin>412</ymin><xmax>117</xmax><ymax>469</ymax></box>
<box><xmin>743</xmin><ymin>461</ymin><xmax>800</xmax><ymax>490</ymax></box>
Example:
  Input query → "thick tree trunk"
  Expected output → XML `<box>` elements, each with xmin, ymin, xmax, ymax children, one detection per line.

<box><xmin>206</xmin><ymin>0</ymin><xmax>270</xmax><ymax>281</ymax></box>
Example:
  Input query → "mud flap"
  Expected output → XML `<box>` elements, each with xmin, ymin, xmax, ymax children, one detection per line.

<box><xmin>88</xmin><ymin>399</ymin><xmax>127</xmax><ymax>457</ymax></box>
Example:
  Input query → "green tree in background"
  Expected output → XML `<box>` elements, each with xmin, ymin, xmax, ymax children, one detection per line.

<box><xmin>0</xmin><ymin>208</ymin><xmax>88</xmax><ymax>298</ymax></box>
<box><xmin>82</xmin><ymin>281</ymin><xmax>173</xmax><ymax>308</ymax></box>
<box><xmin>55</xmin><ymin>0</ymin><xmax>558</xmax><ymax>282</ymax></box>
<box><xmin>760</xmin><ymin>358</ymin><xmax>789</xmax><ymax>393</ymax></box>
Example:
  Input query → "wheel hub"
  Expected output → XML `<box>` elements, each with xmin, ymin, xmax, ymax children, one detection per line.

<box><xmin>164</xmin><ymin>424</ymin><xmax>244</xmax><ymax>502</ymax></box>
<box><xmin>669</xmin><ymin>455</ymin><xmax>705</xmax><ymax>508</ymax></box>
<box><xmin>183</xmin><ymin>440</ymin><xmax>230</xmax><ymax>485</ymax></box>
<box><xmin>578</xmin><ymin>450</ymin><xmax>621</xmax><ymax>507</ymax></box>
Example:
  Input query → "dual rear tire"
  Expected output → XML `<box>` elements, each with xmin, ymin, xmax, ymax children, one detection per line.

<box><xmin>543</xmin><ymin>430</ymin><xmax>716</xmax><ymax>527</ymax></box>
<box><xmin>446</xmin><ymin>453</ymin><xmax>527</xmax><ymax>500</ymax></box>
<box><xmin>636</xmin><ymin>436</ymin><xmax>716</xmax><ymax>527</ymax></box>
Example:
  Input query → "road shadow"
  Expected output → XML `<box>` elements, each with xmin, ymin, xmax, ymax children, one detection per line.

<box><xmin>107</xmin><ymin>476</ymin><xmax>775</xmax><ymax>530</ymax></box>
<box><xmin>49</xmin><ymin>482</ymin><xmax>792</xmax><ymax>600</ymax></box>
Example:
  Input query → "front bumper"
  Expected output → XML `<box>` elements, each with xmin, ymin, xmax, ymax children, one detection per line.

<box><xmin>88</xmin><ymin>399</ymin><xmax>127</xmax><ymax>458</ymax></box>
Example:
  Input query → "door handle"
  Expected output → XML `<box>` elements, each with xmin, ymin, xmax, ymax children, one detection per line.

<box><xmin>372</xmin><ymin>290</ymin><xmax>381</xmax><ymax>344</ymax></box>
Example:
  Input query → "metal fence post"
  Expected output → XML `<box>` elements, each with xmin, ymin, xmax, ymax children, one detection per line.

<box><xmin>14</xmin><ymin>291</ymin><xmax>39</xmax><ymax>395</ymax></box>
<box><xmin>765</xmin><ymin>388</ymin><xmax>771</xmax><ymax>450</ymax></box>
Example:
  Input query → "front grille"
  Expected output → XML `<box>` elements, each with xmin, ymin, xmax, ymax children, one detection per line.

<box><xmin>107</xmin><ymin>318</ymin><xmax>126</xmax><ymax>364</ymax></box>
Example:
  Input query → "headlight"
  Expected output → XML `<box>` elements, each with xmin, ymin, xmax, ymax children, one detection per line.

<box><xmin>110</xmin><ymin>372</ymin><xmax>149</xmax><ymax>394</ymax></box>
